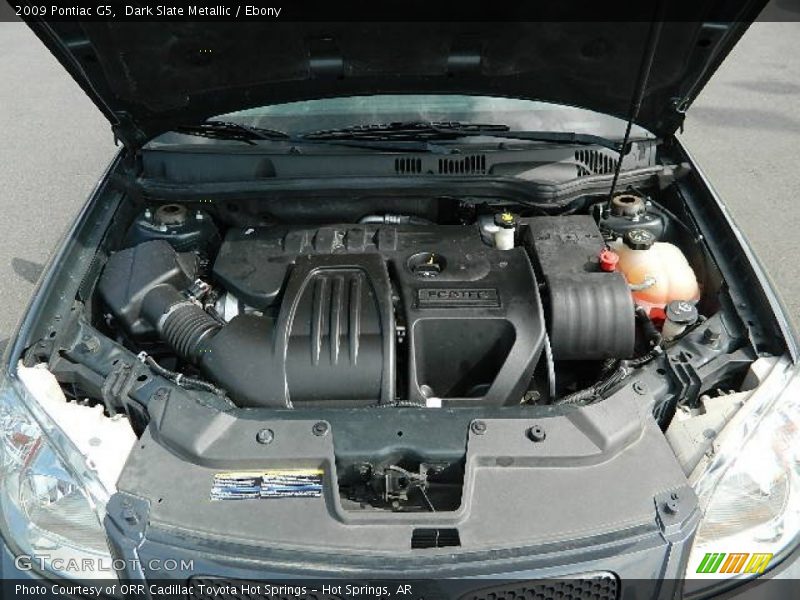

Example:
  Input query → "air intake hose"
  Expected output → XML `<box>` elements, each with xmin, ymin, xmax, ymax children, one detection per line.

<box><xmin>140</xmin><ymin>284</ymin><xmax>221</xmax><ymax>362</ymax></box>
<box><xmin>139</xmin><ymin>285</ymin><xmax>288</xmax><ymax>407</ymax></box>
<box><xmin>98</xmin><ymin>240</ymin><xmax>388</xmax><ymax>408</ymax></box>
<box><xmin>98</xmin><ymin>241</ymin><xmax>288</xmax><ymax>407</ymax></box>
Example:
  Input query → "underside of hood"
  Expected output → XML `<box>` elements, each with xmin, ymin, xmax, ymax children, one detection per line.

<box><xmin>27</xmin><ymin>4</ymin><xmax>767</xmax><ymax>149</ymax></box>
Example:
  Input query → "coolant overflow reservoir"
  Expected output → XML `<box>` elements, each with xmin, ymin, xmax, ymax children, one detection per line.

<box><xmin>609</xmin><ymin>229</ymin><xmax>700</xmax><ymax>311</ymax></box>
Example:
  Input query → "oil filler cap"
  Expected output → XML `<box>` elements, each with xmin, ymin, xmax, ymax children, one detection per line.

<box><xmin>624</xmin><ymin>228</ymin><xmax>656</xmax><ymax>250</ymax></box>
<box><xmin>408</xmin><ymin>252</ymin><xmax>446</xmax><ymax>278</ymax></box>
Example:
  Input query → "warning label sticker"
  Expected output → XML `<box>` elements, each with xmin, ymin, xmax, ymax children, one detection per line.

<box><xmin>211</xmin><ymin>469</ymin><xmax>323</xmax><ymax>500</ymax></box>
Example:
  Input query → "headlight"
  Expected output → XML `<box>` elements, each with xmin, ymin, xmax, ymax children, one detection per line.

<box><xmin>685</xmin><ymin>356</ymin><xmax>800</xmax><ymax>593</ymax></box>
<box><xmin>0</xmin><ymin>370</ymin><xmax>114</xmax><ymax>579</ymax></box>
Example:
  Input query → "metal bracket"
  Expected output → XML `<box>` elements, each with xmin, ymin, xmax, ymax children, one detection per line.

<box><xmin>666</xmin><ymin>350</ymin><xmax>704</xmax><ymax>408</ymax></box>
<box><xmin>106</xmin><ymin>492</ymin><xmax>150</xmax><ymax>542</ymax></box>
<box><xmin>101</xmin><ymin>360</ymin><xmax>137</xmax><ymax>417</ymax></box>
<box><xmin>111</xmin><ymin>111</ymin><xmax>149</xmax><ymax>153</ymax></box>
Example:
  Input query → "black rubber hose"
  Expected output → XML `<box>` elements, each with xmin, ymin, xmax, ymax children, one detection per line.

<box><xmin>141</xmin><ymin>284</ymin><xmax>221</xmax><ymax>362</ymax></box>
<box><xmin>161</xmin><ymin>304</ymin><xmax>220</xmax><ymax>360</ymax></box>
<box><xmin>635</xmin><ymin>306</ymin><xmax>663</xmax><ymax>348</ymax></box>
<box><xmin>138</xmin><ymin>283</ymin><xmax>291</xmax><ymax>408</ymax></box>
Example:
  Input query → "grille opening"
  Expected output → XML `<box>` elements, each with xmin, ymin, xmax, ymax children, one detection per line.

<box><xmin>411</xmin><ymin>527</ymin><xmax>461</xmax><ymax>548</ymax></box>
<box><xmin>574</xmin><ymin>148</ymin><xmax>618</xmax><ymax>176</ymax></box>
<box><xmin>188</xmin><ymin>575</ymin><xmax>618</xmax><ymax>600</ymax></box>
<box><xmin>438</xmin><ymin>155</ymin><xmax>486</xmax><ymax>175</ymax></box>
<box><xmin>457</xmin><ymin>577</ymin><xmax>619</xmax><ymax>600</ymax></box>
<box><xmin>395</xmin><ymin>157</ymin><xmax>422</xmax><ymax>174</ymax></box>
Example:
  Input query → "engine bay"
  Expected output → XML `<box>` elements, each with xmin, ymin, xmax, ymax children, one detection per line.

<box><xmin>93</xmin><ymin>188</ymin><xmax>711</xmax><ymax>411</ymax></box>
<box><xmin>24</xmin><ymin>166</ymin><xmax>773</xmax><ymax>515</ymax></box>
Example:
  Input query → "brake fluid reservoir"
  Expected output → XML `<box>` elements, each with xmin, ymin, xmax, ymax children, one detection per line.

<box><xmin>493</xmin><ymin>211</ymin><xmax>517</xmax><ymax>250</ymax></box>
<box><xmin>609</xmin><ymin>229</ymin><xmax>700</xmax><ymax>311</ymax></box>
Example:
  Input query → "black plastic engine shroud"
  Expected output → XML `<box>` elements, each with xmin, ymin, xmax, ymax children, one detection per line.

<box><xmin>212</xmin><ymin>224</ymin><xmax>545</xmax><ymax>407</ymax></box>
<box><xmin>99</xmin><ymin>218</ymin><xmax>635</xmax><ymax>408</ymax></box>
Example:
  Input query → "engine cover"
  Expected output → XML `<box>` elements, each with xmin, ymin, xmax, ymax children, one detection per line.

<box><xmin>213</xmin><ymin>224</ymin><xmax>545</xmax><ymax>406</ymax></box>
<box><xmin>204</xmin><ymin>253</ymin><xmax>395</xmax><ymax>407</ymax></box>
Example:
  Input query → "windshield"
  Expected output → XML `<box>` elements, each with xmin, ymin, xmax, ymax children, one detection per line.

<box><xmin>212</xmin><ymin>95</ymin><xmax>654</xmax><ymax>139</ymax></box>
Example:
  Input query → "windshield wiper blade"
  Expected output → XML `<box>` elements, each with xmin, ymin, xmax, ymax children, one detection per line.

<box><xmin>175</xmin><ymin>121</ymin><xmax>454</xmax><ymax>153</ymax></box>
<box><xmin>173</xmin><ymin>120</ymin><xmax>635</xmax><ymax>154</ymax></box>
<box><xmin>302</xmin><ymin>121</ymin><xmax>511</xmax><ymax>142</ymax></box>
<box><xmin>302</xmin><ymin>121</ymin><xmax>632</xmax><ymax>153</ymax></box>
<box><xmin>173</xmin><ymin>120</ymin><xmax>290</xmax><ymax>144</ymax></box>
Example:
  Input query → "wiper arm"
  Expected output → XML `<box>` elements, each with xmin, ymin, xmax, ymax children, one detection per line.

<box><xmin>173</xmin><ymin>120</ymin><xmax>290</xmax><ymax>144</ymax></box>
<box><xmin>302</xmin><ymin>121</ymin><xmax>632</xmax><ymax>153</ymax></box>
<box><xmin>484</xmin><ymin>130</ymin><xmax>636</xmax><ymax>153</ymax></box>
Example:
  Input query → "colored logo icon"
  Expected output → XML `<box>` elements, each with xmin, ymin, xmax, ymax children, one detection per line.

<box><xmin>696</xmin><ymin>552</ymin><xmax>773</xmax><ymax>574</ymax></box>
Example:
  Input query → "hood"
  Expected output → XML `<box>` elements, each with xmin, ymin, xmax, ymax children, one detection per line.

<box><xmin>26</xmin><ymin>6</ymin><xmax>766</xmax><ymax>150</ymax></box>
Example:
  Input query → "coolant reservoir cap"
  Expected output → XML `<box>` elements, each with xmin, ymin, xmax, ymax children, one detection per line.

<box><xmin>666</xmin><ymin>300</ymin><xmax>699</xmax><ymax>325</ymax></box>
<box><xmin>494</xmin><ymin>211</ymin><xmax>517</xmax><ymax>229</ymax></box>
<box><xmin>623</xmin><ymin>228</ymin><xmax>656</xmax><ymax>250</ymax></box>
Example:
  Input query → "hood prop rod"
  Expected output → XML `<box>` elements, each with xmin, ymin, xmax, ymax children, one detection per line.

<box><xmin>607</xmin><ymin>3</ymin><xmax>666</xmax><ymax>209</ymax></box>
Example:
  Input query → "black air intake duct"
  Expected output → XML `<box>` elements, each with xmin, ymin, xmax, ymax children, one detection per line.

<box><xmin>140</xmin><ymin>284</ymin><xmax>221</xmax><ymax>362</ymax></box>
<box><xmin>98</xmin><ymin>240</ymin><xmax>394</xmax><ymax>408</ymax></box>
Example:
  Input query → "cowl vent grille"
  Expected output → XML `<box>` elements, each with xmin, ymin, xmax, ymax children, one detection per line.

<box><xmin>575</xmin><ymin>149</ymin><xmax>618</xmax><ymax>176</ymax></box>
<box><xmin>438</xmin><ymin>155</ymin><xmax>486</xmax><ymax>175</ymax></box>
<box><xmin>395</xmin><ymin>157</ymin><xmax>422</xmax><ymax>174</ymax></box>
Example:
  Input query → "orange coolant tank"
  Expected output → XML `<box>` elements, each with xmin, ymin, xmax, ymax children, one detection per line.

<box><xmin>609</xmin><ymin>229</ymin><xmax>700</xmax><ymax>312</ymax></box>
